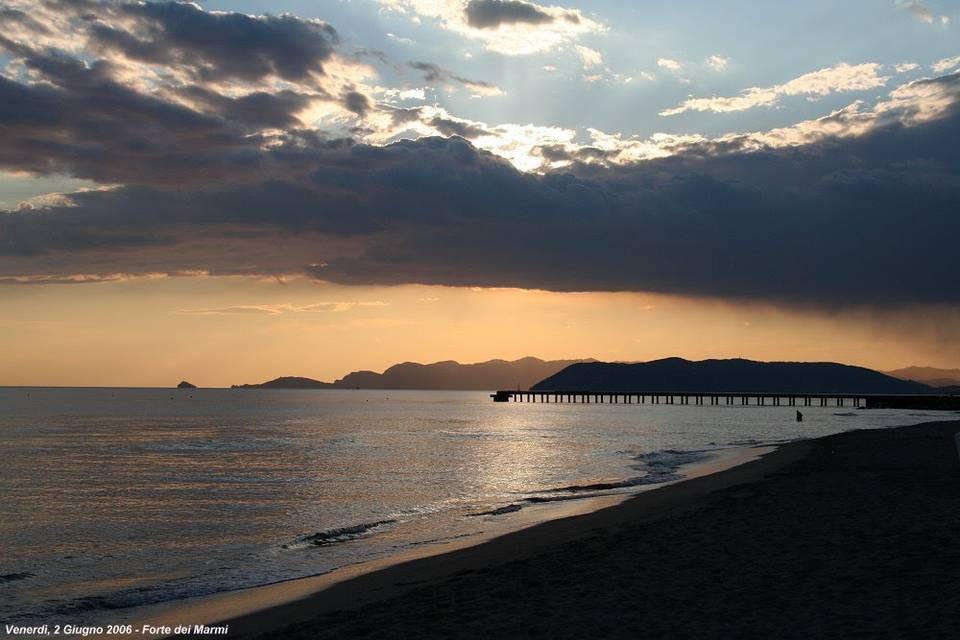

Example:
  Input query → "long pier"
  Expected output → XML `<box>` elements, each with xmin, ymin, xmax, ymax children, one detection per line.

<box><xmin>491</xmin><ymin>391</ymin><xmax>960</xmax><ymax>410</ymax></box>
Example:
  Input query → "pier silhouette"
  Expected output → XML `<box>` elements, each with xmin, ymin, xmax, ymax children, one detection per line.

<box><xmin>491</xmin><ymin>390</ymin><xmax>960</xmax><ymax>410</ymax></box>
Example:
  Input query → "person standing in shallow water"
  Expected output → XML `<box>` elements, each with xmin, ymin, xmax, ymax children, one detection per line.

<box><xmin>796</xmin><ymin>410</ymin><xmax>804</xmax><ymax>422</ymax></box>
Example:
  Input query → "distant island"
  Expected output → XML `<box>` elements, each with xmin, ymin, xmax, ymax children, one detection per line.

<box><xmin>532</xmin><ymin>358</ymin><xmax>936</xmax><ymax>395</ymax></box>
<box><xmin>233</xmin><ymin>376</ymin><xmax>333</xmax><ymax>389</ymax></box>
<box><xmin>176</xmin><ymin>380</ymin><xmax>197</xmax><ymax>389</ymax></box>
<box><xmin>232</xmin><ymin>357</ymin><xmax>592</xmax><ymax>391</ymax></box>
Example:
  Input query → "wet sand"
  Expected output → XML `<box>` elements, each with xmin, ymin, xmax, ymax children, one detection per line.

<box><xmin>202</xmin><ymin>419</ymin><xmax>960</xmax><ymax>639</ymax></box>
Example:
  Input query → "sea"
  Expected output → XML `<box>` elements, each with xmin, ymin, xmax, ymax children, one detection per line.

<box><xmin>0</xmin><ymin>388</ymin><xmax>944</xmax><ymax>627</ymax></box>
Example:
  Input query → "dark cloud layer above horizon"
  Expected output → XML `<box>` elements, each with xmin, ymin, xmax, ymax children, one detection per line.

<box><xmin>1</xmin><ymin>1</ymin><xmax>959</xmax><ymax>310</ymax></box>
<box><xmin>3</xmin><ymin>98</ymin><xmax>960</xmax><ymax>307</ymax></box>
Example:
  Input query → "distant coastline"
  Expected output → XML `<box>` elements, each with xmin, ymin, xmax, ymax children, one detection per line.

<box><xmin>231</xmin><ymin>356</ymin><xmax>959</xmax><ymax>395</ymax></box>
<box><xmin>6</xmin><ymin>357</ymin><xmax>958</xmax><ymax>394</ymax></box>
<box><xmin>231</xmin><ymin>357</ymin><xmax>592</xmax><ymax>391</ymax></box>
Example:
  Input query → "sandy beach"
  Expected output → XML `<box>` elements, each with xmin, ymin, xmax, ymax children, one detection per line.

<box><xmin>174</xmin><ymin>418</ymin><xmax>960</xmax><ymax>639</ymax></box>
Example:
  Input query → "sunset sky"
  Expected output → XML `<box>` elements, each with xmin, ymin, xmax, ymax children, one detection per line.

<box><xmin>1</xmin><ymin>0</ymin><xmax>959</xmax><ymax>386</ymax></box>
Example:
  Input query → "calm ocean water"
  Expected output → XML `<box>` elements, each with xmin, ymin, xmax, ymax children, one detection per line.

<box><xmin>0</xmin><ymin>388</ymin><xmax>942</xmax><ymax>625</ymax></box>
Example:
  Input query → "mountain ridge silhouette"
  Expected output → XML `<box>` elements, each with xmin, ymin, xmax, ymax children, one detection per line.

<box><xmin>532</xmin><ymin>357</ymin><xmax>934</xmax><ymax>394</ymax></box>
<box><xmin>232</xmin><ymin>357</ymin><xmax>593</xmax><ymax>390</ymax></box>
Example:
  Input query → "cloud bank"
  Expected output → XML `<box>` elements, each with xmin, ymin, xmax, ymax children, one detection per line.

<box><xmin>662</xmin><ymin>63</ymin><xmax>890</xmax><ymax>116</ymax></box>
<box><xmin>1</xmin><ymin>1</ymin><xmax>959</xmax><ymax>311</ymax></box>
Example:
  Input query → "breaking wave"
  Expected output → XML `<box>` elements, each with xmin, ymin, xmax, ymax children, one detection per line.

<box><xmin>283</xmin><ymin>519</ymin><xmax>398</xmax><ymax>549</ymax></box>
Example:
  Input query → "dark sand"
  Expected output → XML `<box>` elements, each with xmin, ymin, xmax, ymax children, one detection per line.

<box><xmin>222</xmin><ymin>420</ymin><xmax>960</xmax><ymax>639</ymax></box>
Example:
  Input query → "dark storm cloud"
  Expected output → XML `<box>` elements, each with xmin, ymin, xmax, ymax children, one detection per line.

<box><xmin>408</xmin><ymin>61</ymin><xmax>500</xmax><ymax>92</ymax></box>
<box><xmin>342</xmin><ymin>90</ymin><xmax>371</xmax><ymax>116</ymax></box>
<box><xmin>175</xmin><ymin>85</ymin><xmax>316</xmax><ymax>129</ymax></box>
<box><xmin>386</xmin><ymin>106</ymin><xmax>424</xmax><ymax>127</ymax></box>
<box><xmin>537</xmin><ymin>144</ymin><xmax>612</xmax><ymax>163</ymax></box>
<box><xmin>464</xmin><ymin>0</ymin><xmax>553</xmax><ymax>29</ymax></box>
<box><xmin>0</xmin><ymin>2</ymin><xmax>351</xmax><ymax>183</ymax></box>
<box><xmin>428</xmin><ymin>116</ymin><xmax>490</xmax><ymax>138</ymax></box>
<box><xmin>3</xmin><ymin>94</ymin><xmax>960</xmax><ymax>306</ymax></box>
<box><xmin>354</xmin><ymin>48</ymin><xmax>390</xmax><ymax>65</ymax></box>
<box><xmin>0</xmin><ymin>7</ymin><xmax>53</xmax><ymax>34</ymax></box>
<box><xmin>0</xmin><ymin>47</ymin><xmax>263</xmax><ymax>184</ymax></box>
<box><xmin>90</xmin><ymin>1</ymin><xmax>338</xmax><ymax>84</ymax></box>
<box><xmin>0</xmin><ymin>41</ymin><xmax>355</xmax><ymax>184</ymax></box>
<box><xmin>0</xmin><ymin>0</ymin><xmax>958</xmax><ymax>308</ymax></box>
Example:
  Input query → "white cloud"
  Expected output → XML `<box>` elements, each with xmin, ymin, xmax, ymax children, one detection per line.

<box><xmin>657</xmin><ymin>57</ymin><xmax>682</xmax><ymax>72</ymax></box>
<box><xmin>575</xmin><ymin>45</ymin><xmax>603</xmax><ymax>69</ymax></box>
<box><xmin>777</xmin><ymin>63</ymin><xmax>888</xmax><ymax>96</ymax></box>
<box><xmin>386</xmin><ymin>32</ymin><xmax>416</xmax><ymax>45</ymax></box>
<box><xmin>378</xmin><ymin>0</ymin><xmax>604</xmax><ymax>55</ymax></box>
<box><xmin>661</xmin><ymin>87</ymin><xmax>779</xmax><ymax>115</ymax></box>
<box><xmin>661</xmin><ymin>62</ymin><xmax>890</xmax><ymax>116</ymax></box>
<box><xmin>586</xmin><ymin>129</ymin><xmax>708</xmax><ymax>163</ymax></box>
<box><xmin>932</xmin><ymin>55</ymin><xmax>960</xmax><ymax>73</ymax></box>
<box><xmin>10</xmin><ymin>191</ymin><xmax>78</xmax><ymax>211</ymax></box>
<box><xmin>358</xmin><ymin>69</ymin><xmax>960</xmax><ymax>172</ymax></box>
<box><xmin>359</xmin><ymin>104</ymin><xmax>578</xmax><ymax>172</ymax></box>
<box><xmin>581</xmin><ymin>68</ymin><xmax>634</xmax><ymax>84</ymax></box>
<box><xmin>706</xmin><ymin>55</ymin><xmax>729</xmax><ymax>72</ymax></box>
<box><xmin>898</xmin><ymin>0</ymin><xmax>934</xmax><ymax>23</ymax></box>
<box><xmin>896</xmin><ymin>0</ymin><xmax>950</xmax><ymax>25</ymax></box>
<box><xmin>894</xmin><ymin>62</ymin><xmax>920</xmax><ymax>73</ymax></box>
<box><xmin>530</xmin><ymin>70</ymin><xmax>960</xmax><ymax>172</ymax></box>
<box><xmin>381</xmin><ymin>87</ymin><xmax>428</xmax><ymax>101</ymax></box>
<box><xmin>875</xmin><ymin>73</ymin><xmax>960</xmax><ymax>124</ymax></box>
<box><xmin>479</xmin><ymin>121</ymin><xmax>580</xmax><ymax>171</ymax></box>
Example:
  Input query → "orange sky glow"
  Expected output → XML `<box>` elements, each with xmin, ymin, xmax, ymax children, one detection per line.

<box><xmin>1</xmin><ymin>275</ymin><xmax>956</xmax><ymax>387</ymax></box>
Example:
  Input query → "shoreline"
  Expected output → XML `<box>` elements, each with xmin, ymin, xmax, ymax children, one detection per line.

<box><xmin>100</xmin><ymin>418</ymin><xmax>960</xmax><ymax>638</ymax></box>
<box><xmin>178</xmin><ymin>418</ymin><xmax>960</xmax><ymax>638</ymax></box>
<box><xmin>241</xmin><ymin>418</ymin><xmax>959</xmax><ymax>639</ymax></box>
<box><xmin>122</xmin><ymin>441</ymin><xmax>800</xmax><ymax>638</ymax></box>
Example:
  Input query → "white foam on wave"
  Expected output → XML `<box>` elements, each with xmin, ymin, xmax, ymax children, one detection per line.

<box><xmin>283</xmin><ymin>520</ymin><xmax>398</xmax><ymax>550</ymax></box>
